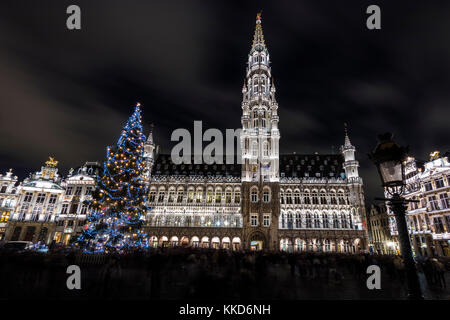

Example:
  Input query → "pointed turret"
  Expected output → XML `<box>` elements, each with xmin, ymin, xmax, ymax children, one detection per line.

<box><xmin>143</xmin><ymin>123</ymin><xmax>156</xmax><ymax>182</ymax></box>
<box><xmin>341</xmin><ymin>123</ymin><xmax>359</xmax><ymax>179</ymax></box>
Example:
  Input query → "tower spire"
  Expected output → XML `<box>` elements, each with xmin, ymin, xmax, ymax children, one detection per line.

<box><xmin>344</xmin><ymin>122</ymin><xmax>352</xmax><ymax>147</ymax></box>
<box><xmin>252</xmin><ymin>12</ymin><xmax>265</xmax><ymax>49</ymax></box>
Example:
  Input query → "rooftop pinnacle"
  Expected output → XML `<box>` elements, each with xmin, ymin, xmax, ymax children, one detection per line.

<box><xmin>252</xmin><ymin>12</ymin><xmax>265</xmax><ymax>49</ymax></box>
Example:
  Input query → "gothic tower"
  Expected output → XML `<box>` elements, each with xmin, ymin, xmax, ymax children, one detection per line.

<box><xmin>143</xmin><ymin>123</ymin><xmax>156</xmax><ymax>183</ymax></box>
<box><xmin>341</xmin><ymin>124</ymin><xmax>365</xmax><ymax>231</ymax></box>
<box><xmin>241</xmin><ymin>13</ymin><xmax>280</xmax><ymax>251</ymax></box>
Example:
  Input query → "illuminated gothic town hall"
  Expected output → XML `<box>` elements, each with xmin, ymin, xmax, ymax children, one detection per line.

<box><xmin>1</xmin><ymin>15</ymin><xmax>367</xmax><ymax>252</ymax></box>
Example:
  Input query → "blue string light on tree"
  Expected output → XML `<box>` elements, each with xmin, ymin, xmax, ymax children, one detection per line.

<box><xmin>76</xmin><ymin>102</ymin><xmax>150</xmax><ymax>252</ymax></box>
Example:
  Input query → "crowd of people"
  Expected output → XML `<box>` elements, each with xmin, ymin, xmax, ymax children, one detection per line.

<box><xmin>0</xmin><ymin>246</ymin><xmax>448</xmax><ymax>299</ymax></box>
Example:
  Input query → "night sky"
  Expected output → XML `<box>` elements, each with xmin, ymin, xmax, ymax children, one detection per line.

<box><xmin>0</xmin><ymin>1</ymin><xmax>449</xmax><ymax>202</ymax></box>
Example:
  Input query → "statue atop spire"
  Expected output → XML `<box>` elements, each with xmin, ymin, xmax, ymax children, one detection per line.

<box><xmin>252</xmin><ymin>12</ymin><xmax>265</xmax><ymax>49</ymax></box>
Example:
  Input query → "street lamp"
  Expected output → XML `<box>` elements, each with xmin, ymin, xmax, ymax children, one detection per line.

<box><xmin>369</xmin><ymin>132</ymin><xmax>423</xmax><ymax>300</ymax></box>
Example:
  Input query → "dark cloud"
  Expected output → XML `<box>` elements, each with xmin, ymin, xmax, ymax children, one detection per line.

<box><xmin>0</xmin><ymin>0</ymin><xmax>449</xmax><ymax>202</ymax></box>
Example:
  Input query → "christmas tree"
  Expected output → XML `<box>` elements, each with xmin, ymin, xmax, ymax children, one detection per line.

<box><xmin>77</xmin><ymin>103</ymin><xmax>149</xmax><ymax>252</ymax></box>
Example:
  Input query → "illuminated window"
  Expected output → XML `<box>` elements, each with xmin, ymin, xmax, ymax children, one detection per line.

<box><xmin>263</xmin><ymin>188</ymin><xmax>271</xmax><ymax>202</ymax></box>
<box><xmin>251</xmin><ymin>188</ymin><xmax>258</xmax><ymax>202</ymax></box>
<box><xmin>263</xmin><ymin>214</ymin><xmax>270</xmax><ymax>227</ymax></box>
<box><xmin>250</xmin><ymin>214</ymin><xmax>258</xmax><ymax>226</ymax></box>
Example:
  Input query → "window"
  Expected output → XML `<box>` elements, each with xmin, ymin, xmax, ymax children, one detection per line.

<box><xmin>226</xmin><ymin>190</ymin><xmax>232</xmax><ymax>203</ymax></box>
<box><xmin>61</xmin><ymin>203</ymin><xmax>69</xmax><ymax>214</ymax></box>
<box><xmin>314</xmin><ymin>214</ymin><xmax>320</xmax><ymax>228</ymax></box>
<box><xmin>149</xmin><ymin>190</ymin><xmax>156</xmax><ymax>202</ymax></box>
<box><xmin>440</xmin><ymin>193</ymin><xmax>449</xmax><ymax>209</ymax></box>
<box><xmin>424</xmin><ymin>182</ymin><xmax>433</xmax><ymax>191</ymax></box>
<box><xmin>338</xmin><ymin>192</ymin><xmax>346</xmax><ymax>205</ymax></box>
<box><xmin>158</xmin><ymin>190</ymin><xmax>166</xmax><ymax>202</ymax></box>
<box><xmin>66</xmin><ymin>187</ymin><xmax>73</xmax><ymax>195</ymax></box>
<box><xmin>287</xmin><ymin>213</ymin><xmax>293</xmax><ymax>229</ymax></box>
<box><xmin>305</xmin><ymin>213</ymin><xmax>312</xmax><ymax>228</ymax></box>
<box><xmin>251</xmin><ymin>188</ymin><xmax>258</xmax><ymax>202</ymax></box>
<box><xmin>263</xmin><ymin>188</ymin><xmax>271</xmax><ymax>202</ymax></box>
<box><xmin>74</xmin><ymin>187</ymin><xmax>82</xmax><ymax>196</ymax></box>
<box><xmin>19</xmin><ymin>203</ymin><xmax>29</xmax><ymax>215</ymax></box>
<box><xmin>286</xmin><ymin>191</ymin><xmax>293</xmax><ymax>204</ymax></box>
<box><xmin>435</xmin><ymin>178</ymin><xmax>445</xmax><ymax>189</ymax></box>
<box><xmin>333</xmin><ymin>214</ymin><xmax>339</xmax><ymax>228</ymax></box>
<box><xmin>434</xmin><ymin>217</ymin><xmax>445</xmax><ymax>233</ymax></box>
<box><xmin>295</xmin><ymin>213</ymin><xmax>301</xmax><ymax>228</ymax></box>
<box><xmin>36</xmin><ymin>193</ymin><xmax>46</xmax><ymax>204</ymax></box>
<box><xmin>168</xmin><ymin>189</ymin><xmax>175</xmax><ymax>203</ymax></box>
<box><xmin>429</xmin><ymin>196</ymin><xmax>439</xmax><ymax>210</ymax></box>
<box><xmin>263</xmin><ymin>214</ymin><xmax>270</xmax><ymax>227</ymax></box>
<box><xmin>320</xmin><ymin>193</ymin><xmax>327</xmax><ymax>204</ymax></box>
<box><xmin>323</xmin><ymin>213</ymin><xmax>329</xmax><ymax>228</ymax></box>
<box><xmin>177</xmin><ymin>189</ymin><xmax>184</xmax><ymax>203</ymax></box>
<box><xmin>196</xmin><ymin>189</ymin><xmax>202</xmax><ymax>203</ymax></box>
<box><xmin>206</xmin><ymin>189</ymin><xmax>213</xmax><ymax>203</ymax></box>
<box><xmin>85</xmin><ymin>187</ymin><xmax>93</xmax><ymax>195</ymax></box>
<box><xmin>304</xmin><ymin>193</ymin><xmax>311</xmax><ymax>204</ymax></box>
<box><xmin>0</xmin><ymin>186</ymin><xmax>6</xmax><ymax>193</ymax></box>
<box><xmin>250</xmin><ymin>214</ymin><xmax>258</xmax><ymax>226</ymax></box>
<box><xmin>294</xmin><ymin>192</ymin><xmax>301</xmax><ymax>204</ymax></box>
<box><xmin>312</xmin><ymin>192</ymin><xmax>319</xmax><ymax>205</ymax></box>
<box><xmin>48</xmin><ymin>194</ymin><xmax>57</xmax><ymax>204</ymax></box>
<box><xmin>215</xmin><ymin>189</ymin><xmax>222</xmax><ymax>203</ymax></box>
<box><xmin>23</xmin><ymin>192</ymin><xmax>33</xmax><ymax>202</ymax></box>
<box><xmin>234</xmin><ymin>190</ymin><xmax>241</xmax><ymax>203</ymax></box>
<box><xmin>80</xmin><ymin>204</ymin><xmax>89</xmax><ymax>214</ymax></box>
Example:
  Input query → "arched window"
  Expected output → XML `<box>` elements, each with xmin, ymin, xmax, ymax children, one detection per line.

<box><xmin>304</xmin><ymin>191</ymin><xmax>311</xmax><ymax>205</ymax></box>
<box><xmin>234</xmin><ymin>188</ymin><xmax>241</xmax><ymax>203</ymax></box>
<box><xmin>215</xmin><ymin>188</ymin><xmax>222</xmax><ymax>203</ymax></box>
<box><xmin>295</xmin><ymin>213</ymin><xmax>301</xmax><ymax>228</ymax></box>
<box><xmin>195</xmin><ymin>188</ymin><xmax>203</xmax><ymax>203</ymax></box>
<box><xmin>305</xmin><ymin>213</ymin><xmax>312</xmax><ymax>228</ymax></box>
<box><xmin>287</xmin><ymin>213</ymin><xmax>293</xmax><ymax>229</ymax></box>
<box><xmin>323</xmin><ymin>213</ymin><xmax>329</xmax><ymax>228</ymax></box>
<box><xmin>157</xmin><ymin>188</ymin><xmax>165</xmax><ymax>202</ymax></box>
<box><xmin>168</xmin><ymin>188</ymin><xmax>175</xmax><ymax>203</ymax></box>
<box><xmin>330</xmin><ymin>191</ymin><xmax>337</xmax><ymax>205</ymax></box>
<box><xmin>294</xmin><ymin>191</ymin><xmax>301</xmax><ymax>204</ymax></box>
<box><xmin>263</xmin><ymin>187</ymin><xmax>271</xmax><ymax>202</ymax></box>
<box><xmin>187</xmin><ymin>188</ymin><xmax>194</xmax><ymax>203</ymax></box>
<box><xmin>177</xmin><ymin>188</ymin><xmax>184</xmax><ymax>203</ymax></box>
<box><xmin>338</xmin><ymin>191</ymin><xmax>346</xmax><ymax>205</ymax></box>
<box><xmin>206</xmin><ymin>188</ymin><xmax>213</xmax><ymax>203</ymax></box>
<box><xmin>314</xmin><ymin>213</ymin><xmax>321</xmax><ymax>228</ymax></box>
<box><xmin>286</xmin><ymin>190</ymin><xmax>293</xmax><ymax>204</ymax></box>
<box><xmin>251</xmin><ymin>188</ymin><xmax>258</xmax><ymax>203</ymax></box>
<box><xmin>280</xmin><ymin>191</ymin><xmax>285</xmax><ymax>204</ymax></box>
<box><xmin>333</xmin><ymin>213</ymin><xmax>339</xmax><ymax>228</ymax></box>
<box><xmin>320</xmin><ymin>192</ymin><xmax>327</xmax><ymax>204</ymax></box>
<box><xmin>226</xmin><ymin>189</ymin><xmax>232</xmax><ymax>203</ymax></box>
<box><xmin>312</xmin><ymin>192</ymin><xmax>319</xmax><ymax>205</ymax></box>
<box><xmin>149</xmin><ymin>189</ymin><xmax>157</xmax><ymax>202</ymax></box>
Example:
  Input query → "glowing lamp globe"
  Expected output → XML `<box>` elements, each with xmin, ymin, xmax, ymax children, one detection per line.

<box><xmin>369</xmin><ymin>132</ymin><xmax>408</xmax><ymax>188</ymax></box>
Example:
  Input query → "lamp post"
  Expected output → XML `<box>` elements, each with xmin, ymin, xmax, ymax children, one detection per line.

<box><xmin>369</xmin><ymin>133</ymin><xmax>423</xmax><ymax>300</ymax></box>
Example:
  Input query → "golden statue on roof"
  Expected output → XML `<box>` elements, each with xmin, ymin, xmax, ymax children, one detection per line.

<box><xmin>45</xmin><ymin>156</ymin><xmax>58</xmax><ymax>168</ymax></box>
<box><xmin>430</xmin><ymin>151</ymin><xmax>440</xmax><ymax>160</ymax></box>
